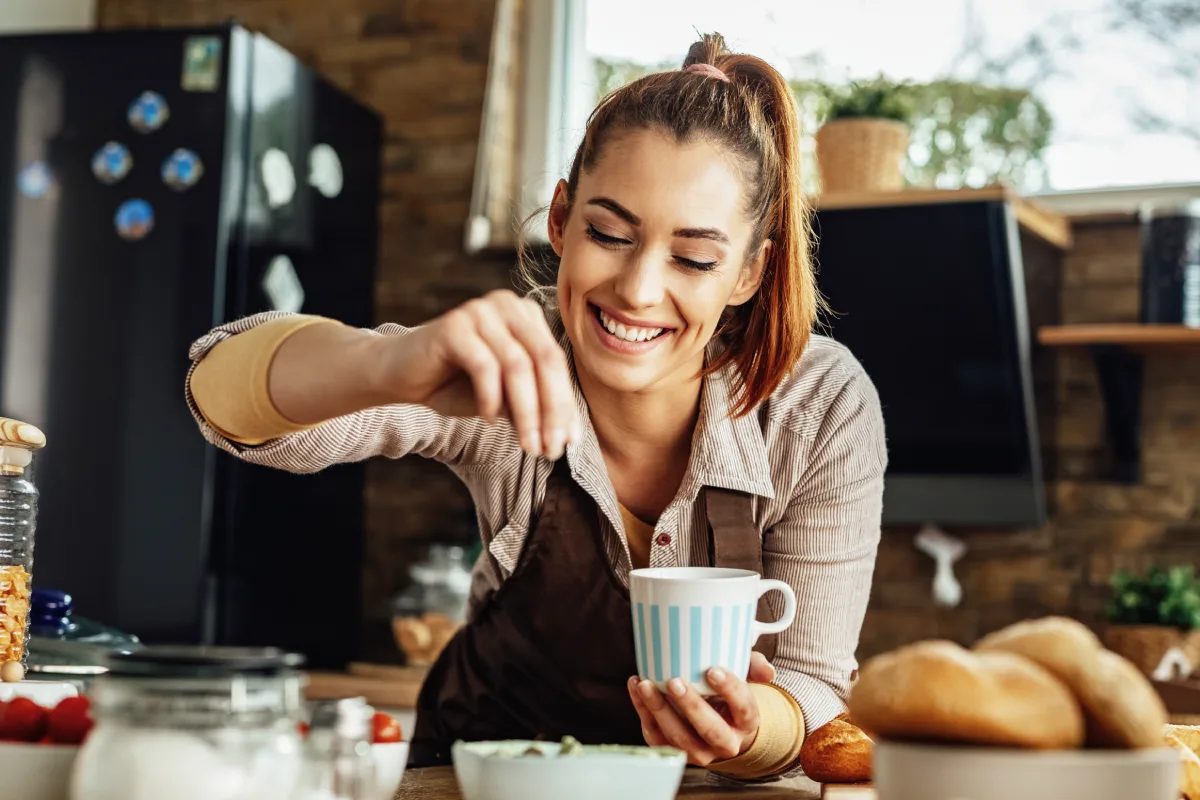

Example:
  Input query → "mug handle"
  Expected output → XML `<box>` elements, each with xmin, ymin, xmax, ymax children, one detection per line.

<box><xmin>750</xmin><ymin>579</ymin><xmax>797</xmax><ymax>643</ymax></box>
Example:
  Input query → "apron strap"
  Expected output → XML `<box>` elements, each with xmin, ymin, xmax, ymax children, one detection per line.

<box><xmin>704</xmin><ymin>488</ymin><xmax>778</xmax><ymax>662</ymax></box>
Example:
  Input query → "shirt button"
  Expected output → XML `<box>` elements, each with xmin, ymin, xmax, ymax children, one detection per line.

<box><xmin>656</xmin><ymin>533</ymin><xmax>672</xmax><ymax>547</ymax></box>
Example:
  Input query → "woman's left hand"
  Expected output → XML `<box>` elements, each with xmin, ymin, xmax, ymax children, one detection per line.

<box><xmin>627</xmin><ymin>652</ymin><xmax>776</xmax><ymax>766</ymax></box>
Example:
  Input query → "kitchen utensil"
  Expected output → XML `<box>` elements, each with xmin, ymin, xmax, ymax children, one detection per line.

<box><xmin>451</xmin><ymin>739</ymin><xmax>686</xmax><ymax>800</ymax></box>
<box><xmin>629</xmin><ymin>567</ymin><xmax>797</xmax><ymax>694</ymax></box>
<box><xmin>872</xmin><ymin>740</ymin><xmax>1179</xmax><ymax>800</ymax></box>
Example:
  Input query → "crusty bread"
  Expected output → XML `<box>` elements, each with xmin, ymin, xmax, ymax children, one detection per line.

<box><xmin>799</xmin><ymin>713</ymin><xmax>873</xmax><ymax>783</ymax></box>
<box><xmin>1165</xmin><ymin>729</ymin><xmax>1200</xmax><ymax>800</ymax></box>
<box><xmin>974</xmin><ymin>616</ymin><xmax>1167</xmax><ymax>748</ymax></box>
<box><xmin>1166</xmin><ymin>724</ymin><xmax>1200</xmax><ymax>754</ymax></box>
<box><xmin>847</xmin><ymin>639</ymin><xmax>1085</xmax><ymax>749</ymax></box>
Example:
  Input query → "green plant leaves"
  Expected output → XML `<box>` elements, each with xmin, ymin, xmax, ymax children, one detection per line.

<box><xmin>1106</xmin><ymin>564</ymin><xmax>1200</xmax><ymax>630</ymax></box>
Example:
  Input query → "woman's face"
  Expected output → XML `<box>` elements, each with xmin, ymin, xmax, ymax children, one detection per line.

<box><xmin>549</xmin><ymin>128</ymin><xmax>766</xmax><ymax>396</ymax></box>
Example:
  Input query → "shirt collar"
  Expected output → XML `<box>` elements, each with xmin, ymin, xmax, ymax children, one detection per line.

<box><xmin>550</xmin><ymin>307</ymin><xmax>776</xmax><ymax>510</ymax></box>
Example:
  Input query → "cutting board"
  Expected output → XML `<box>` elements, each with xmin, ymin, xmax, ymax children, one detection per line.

<box><xmin>821</xmin><ymin>783</ymin><xmax>876</xmax><ymax>799</ymax></box>
<box><xmin>304</xmin><ymin>662</ymin><xmax>429</xmax><ymax>708</ymax></box>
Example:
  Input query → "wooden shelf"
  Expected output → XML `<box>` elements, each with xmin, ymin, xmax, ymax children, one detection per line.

<box><xmin>1037</xmin><ymin>324</ymin><xmax>1200</xmax><ymax>484</ymax></box>
<box><xmin>1039</xmin><ymin>324</ymin><xmax>1200</xmax><ymax>348</ymax></box>
<box><xmin>814</xmin><ymin>185</ymin><xmax>1074</xmax><ymax>251</ymax></box>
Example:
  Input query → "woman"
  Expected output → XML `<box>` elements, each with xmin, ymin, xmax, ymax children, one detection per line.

<box><xmin>186</xmin><ymin>34</ymin><xmax>886</xmax><ymax>780</ymax></box>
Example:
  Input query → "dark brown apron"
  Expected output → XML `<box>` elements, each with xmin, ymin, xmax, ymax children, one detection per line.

<box><xmin>407</xmin><ymin>458</ymin><xmax>778</xmax><ymax>767</ymax></box>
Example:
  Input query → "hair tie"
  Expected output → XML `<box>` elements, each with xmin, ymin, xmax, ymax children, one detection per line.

<box><xmin>684</xmin><ymin>63</ymin><xmax>730</xmax><ymax>82</ymax></box>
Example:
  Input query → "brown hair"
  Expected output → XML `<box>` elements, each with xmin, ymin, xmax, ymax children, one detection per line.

<box><xmin>520</xmin><ymin>33</ymin><xmax>818</xmax><ymax>416</ymax></box>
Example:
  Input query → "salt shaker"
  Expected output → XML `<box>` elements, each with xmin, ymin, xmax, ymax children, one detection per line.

<box><xmin>0</xmin><ymin>416</ymin><xmax>46</xmax><ymax>677</ymax></box>
<box><xmin>297</xmin><ymin>697</ymin><xmax>378</xmax><ymax>800</ymax></box>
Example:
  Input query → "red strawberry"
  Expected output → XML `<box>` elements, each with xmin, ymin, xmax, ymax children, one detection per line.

<box><xmin>47</xmin><ymin>696</ymin><xmax>92</xmax><ymax>745</ymax></box>
<box><xmin>0</xmin><ymin>697</ymin><xmax>48</xmax><ymax>741</ymax></box>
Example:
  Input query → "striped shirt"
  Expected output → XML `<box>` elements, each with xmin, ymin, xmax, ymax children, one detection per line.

<box><xmin>186</xmin><ymin>309</ymin><xmax>887</xmax><ymax>738</ymax></box>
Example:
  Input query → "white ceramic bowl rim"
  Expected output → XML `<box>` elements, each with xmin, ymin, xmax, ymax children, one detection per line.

<box><xmin>630</xmin><ymin>568</ymin><xmax>757</xmax><ymax>581</ymax></box>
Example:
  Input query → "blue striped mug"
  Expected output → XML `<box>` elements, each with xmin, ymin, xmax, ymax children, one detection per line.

<box><xmin>629</xmin><ymin>567</ymin><xmax>797</xmax><ymax>695</ymax></box>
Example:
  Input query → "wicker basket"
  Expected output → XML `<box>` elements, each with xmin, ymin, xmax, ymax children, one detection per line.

<box><xmin>815</xmin><ymin>118</ymin><xmax>909</xmax><ymax>193</ymax></box>
<box><xmin>1104</xmin><ymin>624</ymin><xmax>1200</xmax><ymax>678</ymax></box>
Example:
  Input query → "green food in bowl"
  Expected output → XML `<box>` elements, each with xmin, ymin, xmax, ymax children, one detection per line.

<box><xmin>457</xmin><ymin>736</ymin><xmax>680</xmax><ymax>759</ymax></box>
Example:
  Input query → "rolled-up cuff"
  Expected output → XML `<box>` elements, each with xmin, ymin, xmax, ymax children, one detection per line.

<box><xmin>708</xmin><ymin>682</ymin><xmax>805</xmax><ymax>780</ymax></box>
<box><xmin>189</xmin><ymin>315</ymin><xmax>338</xmax><ymax>445</ymax></box>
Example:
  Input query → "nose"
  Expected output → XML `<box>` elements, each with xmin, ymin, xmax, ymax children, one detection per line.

<box><xmin>613</xmin><ymin>250</ymin><xmax>666</xmax><ymax>310</ymax></box>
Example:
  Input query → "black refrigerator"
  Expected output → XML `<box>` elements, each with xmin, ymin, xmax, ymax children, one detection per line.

<box><xmin>0</xmin><ymin>23</ymin><xmax>382</xmax><ymax>669</ymax></box>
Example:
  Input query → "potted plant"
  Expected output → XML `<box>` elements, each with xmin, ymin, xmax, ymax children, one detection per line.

<box><xmin>1104</xmin><ymin>565</ymin><xmax>1200</xmax><ymax>678</ymax></box>
<box><xmin>813</xmin><ymin>76</ymin><xmax>913</xmax><ymax>194</ymax></box>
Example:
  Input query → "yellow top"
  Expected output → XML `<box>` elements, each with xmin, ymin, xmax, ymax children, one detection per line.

<box><xmin>188</xmin><ymin>316</ymin><xmax>806</xmax><ymax>779</ymax></box>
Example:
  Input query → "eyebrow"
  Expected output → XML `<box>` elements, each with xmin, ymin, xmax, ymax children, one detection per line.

<box><xmin>585</xmin><ymin>196</ymin><xmax>731</xmax><ymax>245</ymax></box>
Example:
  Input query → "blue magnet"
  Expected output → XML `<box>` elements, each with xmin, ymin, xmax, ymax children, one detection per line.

<box><xmin>114</xmin><ymin>199</ymin><xmax>155</xmax><ymax>241</ymax></box>
<box><xmin>127</xmin><ymin>91</ymin><xmax>170</xmax><ymax>134</ymax></box>
<box><xmin>17</xmin><ymin>162</ymin><xmax>52</xmax><ymax>198</ymax></box>
<box><xmin>92</xmin><ymin>142</ymin><xmax>133</xmax><ymax>184</ymax></box>
<box><xmin>161</xmin><ymin>148</ymin><xmax>203</xmax><ymax>190</ymax></box>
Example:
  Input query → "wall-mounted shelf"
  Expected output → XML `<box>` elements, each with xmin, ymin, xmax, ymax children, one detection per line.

<box><xmin>1037</xmin><ymin>324</ymin><xmax>1200</xmax><ymax>483</ymax></box>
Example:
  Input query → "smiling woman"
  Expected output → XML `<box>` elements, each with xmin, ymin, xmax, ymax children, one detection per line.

<box><xmin>183</xmin><ymin>32</ymin><xmax>886</xmax><ymax>784</ymax></box>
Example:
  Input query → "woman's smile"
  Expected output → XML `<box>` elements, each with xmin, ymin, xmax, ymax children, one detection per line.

<box><xmin>588</xmin><ymin>301</ymin><xmax>675</xmax><ymax>355</ymax></box>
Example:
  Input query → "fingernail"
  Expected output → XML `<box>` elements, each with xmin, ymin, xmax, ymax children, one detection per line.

<box><xmin>546</xmin><ymin>429</ymin><xmax>565</xmax><ymax>459</ymax></box>
<box><xmin>638</xmin><ymin>680</ymin><xmax>655</xmax><ymax>698</ymax></box>
<box><xmin>628</xmin><ymin>676</ymin><xmax>639</xmax><ymax>691</ymax></box>
<box><xmin>709</xmin><ymin>667</ymin><xmax>726</xmax><ymax>684</ymax></box>
<box><xmin>668</xmin><ymin>678</ymin><xmax>686</xmax><ymax>697</ymax></box>
<box><xmin>526</xmin><ymin>431</ymin><xmax>542</xmax><ymax>455</ymax></box>
<box><xmin>569</xmin><ymin>419</ymin><xmax>583</xmax><ymax>443</ymax></box>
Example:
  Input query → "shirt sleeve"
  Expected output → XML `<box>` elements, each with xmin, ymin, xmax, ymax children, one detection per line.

<box><xmin>185</xmin><ymin>311</ymin><xmax>523</xmax><ymax>473</ymax></box>
<box><xmin>728</xmin><ymin>368</ymin><xmax>886</xmax><ymax>780</ymax></box>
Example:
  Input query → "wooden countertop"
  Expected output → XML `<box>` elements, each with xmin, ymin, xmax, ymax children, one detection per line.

<box><xmin>394</xmin><ymin>767</ymin><xmax>835</xmax><ymax>799</ymax></box>
<box><xmin>305</xmin><ymin>662</ymin><xmax>429</xmax><ymax>709</ymax></box>
<box><xmin>814</xmin><ymin>185</ymin><xmax>1073</xmax><ymax>251</ymax></box>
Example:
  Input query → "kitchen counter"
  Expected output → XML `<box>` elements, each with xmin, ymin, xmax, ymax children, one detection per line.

<box><xmin>393</xmin><ymin>767</ymin><xmax>834</xmax><ymax>799</ymax></box>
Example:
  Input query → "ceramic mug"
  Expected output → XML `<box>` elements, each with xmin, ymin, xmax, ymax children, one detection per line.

<box><xmin>629</xmin><ymin>567</ymin><xmax>797</xmax><ymax>695</ymax></box>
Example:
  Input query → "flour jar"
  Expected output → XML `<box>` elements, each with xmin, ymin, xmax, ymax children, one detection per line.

<box><xmin>69</xmin><ymin>646</ymin><xmax>306</xmax><ymax>800</ymax></box>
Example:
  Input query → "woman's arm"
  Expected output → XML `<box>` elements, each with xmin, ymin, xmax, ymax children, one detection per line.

<box><xmin>186</xmin><ymin>291</ymin><xmax>582</xmax><ymax>472</ymax></box>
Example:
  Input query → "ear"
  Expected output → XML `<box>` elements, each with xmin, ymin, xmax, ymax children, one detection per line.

<box><xmin>547</xmin><ymin>179</ymin><xmax>570</xmax><ymax>257</ymax></box>
<box><xmin>728</xmin><ymin>239</ymin><xmax>771</xmax><ymax>306</ymax></box>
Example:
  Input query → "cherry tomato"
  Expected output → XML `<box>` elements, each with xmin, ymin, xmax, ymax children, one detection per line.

<box><xmin>0</xmin><ymin>697</ymin><xmax>48</xmax><ymax>741</ymax></box>
<box><xmin>371</xmin><ymin>711</ymin><xmax>402</xmax><ymax>743</ymax></box>
<box><xmin>48</xmin><ymin>696</ymin><xmax>93</xmax><ymax>745</ymax></box>
<box><xmin>298</xmin><ymin>721</ymin><xmax>310</xmax><ymax>737</ymax></box>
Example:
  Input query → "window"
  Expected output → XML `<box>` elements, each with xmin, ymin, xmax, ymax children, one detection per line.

<box><xmin>577</xmin><ymin>0</ymin><xmax>1200</xmax><ymax>194</ymax></box>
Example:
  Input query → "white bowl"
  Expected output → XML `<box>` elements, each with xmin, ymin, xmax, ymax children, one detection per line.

<box><xmin>452</xmin><ymin>740</ymin><xmax>686</xmax><ymax>800</ymax></box>
<box><xmin>371</xmin><ymin>741</ymin><xmax>409</xmax><ymax>800</ymax></box>
<box><xmin>0</xmin><ymin>741</ymin><xmax>79</xmax><ymax>800</ymax></box>
<box><xmin>873</xmin><ymin>740</ymin><xmax>1181</xmax><ymax>800</ymax></box>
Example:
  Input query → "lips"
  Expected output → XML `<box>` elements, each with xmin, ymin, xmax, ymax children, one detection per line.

<box><xmin>586</xmin><ymin>303</ymin><xmax>674</xmax><ymax>354</ymax></box>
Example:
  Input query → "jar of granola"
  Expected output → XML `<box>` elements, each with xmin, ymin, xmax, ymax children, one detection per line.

<box><xmin>0</xmin><ymin>416</ymin><xmax>45</xmax><ymax>675</ymax></box>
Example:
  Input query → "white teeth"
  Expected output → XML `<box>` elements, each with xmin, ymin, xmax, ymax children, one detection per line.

<box><xmin>598</xmin><ymin>309</ymin><xmax>665</xmax><ymax>343</ymax></box>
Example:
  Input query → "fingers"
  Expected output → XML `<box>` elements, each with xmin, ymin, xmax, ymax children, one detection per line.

<box><xmin>662</xmin><ymin>678</ymin><xmax>743</xmax><ymax>761</ymax></box>
<box><xmin>633</xmin><ymin>679</ymin><xmax>715</xmax><ymax>765</ymax></box>
<box><xmin>708</xmin><ymin>666</ymin><xmax>760</xmax><ymax>733</ymax></box>
<box><xmin>747</xmin><ymin>651</ymin><xmax>776</xmax><ymax>683</ymax></box>
<box><xmin>442</xmin><ymin>291</ymin><xmax>578</xmax><ymax>458</ymax></box>
<box><xmin>627</xmin><ymin>677</ymin><xmax>668</xmax><ymax>746</ymax></box>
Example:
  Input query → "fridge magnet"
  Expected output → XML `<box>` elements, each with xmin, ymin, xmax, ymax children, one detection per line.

<box><xmin>92</xmin><ymin>142</ymin><xmax>133</xmax><ymax>185</ymax></box>
<box><xmin>260</xmin><ymin>147</ymin><xmax>295</xmax><ymax>209</ymax></box>
<box><xmin>127</xmin><ymin>91</ymin><xmax>170</xmax><ymax>134</ymax></box>
<box><xmin>161</xmin><ymin>148</ymin><xmax>204</xmax><ymax>191</ymax></box>
<box><xmin>114</xmin><ymin>199</ymin><xmax>155</xmax><ymax>242</ymax></box>
<box><xmin>181</xmin><ymin>36</ymin><xmax>223</xmax><ymax>92</ymax></box>
<box><xmin>262</xmin><ymin>255</ymin><xmax>305</xmax><ymax>313</ymax></box>
<box><xmin>17</xmin><ymin>161</ymin><xmax>53</xmax><ymax>199</ymax></box>
<box><xmin>307</xmin><ymin>144</ymin><xmax>343</xmax><ymax>199</ymax></box>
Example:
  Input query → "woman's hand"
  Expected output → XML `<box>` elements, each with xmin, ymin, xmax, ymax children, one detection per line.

<box><xmin>627</xmin><ymin>652</ymin><xmax>776</xmax><ymax>766</ymax></box>
<box><xmin>384</xmin><ymin>290</ymin><xmax>580</xmax><ymax>459</ymax></box>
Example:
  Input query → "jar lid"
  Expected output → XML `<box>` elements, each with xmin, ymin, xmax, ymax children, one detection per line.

<box><xmin>102</xmin><ymin>645</ymin><xmax>305</xmax><ymax>677</ymax></box>
<box><xmin>0</xmin><ymin>417</ymin><xmax>45</xmax><ymax>476</ymax></box>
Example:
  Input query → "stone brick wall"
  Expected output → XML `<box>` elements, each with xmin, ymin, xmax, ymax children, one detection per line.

<box><xmin>96</xmin><ymin>0</ymin><xmax>1200</xmax><ymax>665</ymax></box>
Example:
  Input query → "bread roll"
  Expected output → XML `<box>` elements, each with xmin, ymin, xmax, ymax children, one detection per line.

<box><xmin>799</xmin><ymin>713</ymin><xmax>873</xmax><ymax>783</ymax></box>
<box><xmin>847</xmin><ymin>639</ymin><xmax>1085</xmax><ymax>750</ymax></box>
<box><xmin>1166</xmin><ymin>724</ymin><xmax>1200</xmax><ymax>754</ymax></box>
<box><xmin>975</xmin><ymin>616</ymin><xmax>1167</xmax><ymax>748</ymax></box>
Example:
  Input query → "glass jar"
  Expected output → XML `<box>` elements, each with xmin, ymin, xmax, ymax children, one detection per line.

<box><xmin>0</xmin><ymin>416</ymin><xmax>46</xmax><ymax>670</ymax></box>
<box><xmin>69</xmin><ymin>646</ymin><xmax>306</xmax><ymax>800</ymax></box>
<box><xmin>296</xmin><ymin>697</ymin><xmax>377</xmax><ymax>800</ymax></box>
<box><xmin>1141</xmin><ymin>198</ymin><xmax>1200</xmax><ymax>327</ymax></box>
<box><xmin>391</xmin><ymin>544</ymin><xmax>472</xmax><ymax>666</ymax></box>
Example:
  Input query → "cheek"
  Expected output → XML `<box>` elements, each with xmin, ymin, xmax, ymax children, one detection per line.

<box><xmin>675</xmin><ymin>275</ymin><xmax>743</xmax><ymax>333</ymax></box>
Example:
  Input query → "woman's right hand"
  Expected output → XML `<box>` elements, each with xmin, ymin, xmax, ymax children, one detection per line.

<box><xmin>385</xmin><ymin>290</ymin><xmax>581</xmax><ymax>459</ymax></box>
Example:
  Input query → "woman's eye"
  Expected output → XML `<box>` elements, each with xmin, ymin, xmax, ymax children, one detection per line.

<box><xmin>585</xmin><ymin>224</ymin><xmax>629</xmax><ymax>246</ymax></box>
<box><xmin>674</xmin><ymin>256</ymin><xmax>718</xmax><ymax>272</ymax></box>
